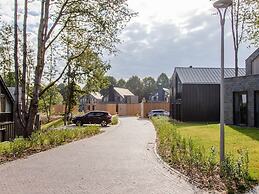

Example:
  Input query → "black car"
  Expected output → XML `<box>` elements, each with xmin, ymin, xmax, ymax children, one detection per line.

<box><xmin>72</xmin><ymin>111</ymin><xmax>112</xmax><ymax>127</ymax></box>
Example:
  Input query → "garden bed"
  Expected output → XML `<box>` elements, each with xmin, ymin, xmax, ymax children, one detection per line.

<box><xmin>0</xmin><ymin>125</ymin><xmax>101</xmax><ymax>164</ymax></box>
<box><xmin>152</xmin><ymin>117</ymin><xmax>258</xmax><ymax>193</ymax></box>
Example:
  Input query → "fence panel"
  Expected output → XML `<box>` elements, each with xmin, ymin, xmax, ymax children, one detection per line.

<box><xmin>143</xmin><ymin>102</ymin><xmax>170</xmax><ymax>117</ymax></box>
<box><xmin>0</xmin><ymin>122</ymin><xmax>15</xmax><ymax>142</ymax></box>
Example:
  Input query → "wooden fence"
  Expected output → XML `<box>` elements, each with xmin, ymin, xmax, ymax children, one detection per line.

<box><xmin>89</xmin><ymin>102</ymin><xmax>170</xmax><ymax>117</ymax></box>
<box><xmin>52</xmin><ymin>102</ymin><xmax>170</xmax><ymax>118</ymax></box>
<box><xmin>52</xmin><ymin>105</ymin><xmax>79</xmax><ymax>115</ymax></box>
<box><xmin>0</xmin><ymin>122</ymin><xmax>15</xmax><ymax>142</ymax></box>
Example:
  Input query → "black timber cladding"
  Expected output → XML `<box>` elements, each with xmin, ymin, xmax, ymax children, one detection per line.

<box><xmin>181</xmin><ymin>84</ymin><xmax>220</xmax><ymax>122</ymax></box>
<box><xmin>172</xmin><ymin>67</ymin><xmax>245</xmax><ymax>122</ymax></box>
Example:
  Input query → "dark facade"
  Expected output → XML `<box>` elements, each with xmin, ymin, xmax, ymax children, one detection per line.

<box><xmin>150</xmin><ymin>85</ymin><xmax>169</xmax><ymax>102</ymax></box>
<box><xmin>171</xmin><ymin>67</ymin><xmax>245</xmax><ymax>122</ymax></box>
<box><xmin>225</xmin><ymin>48</ymin><xmax>259</xmax><ymax>128</ymax></box>
<box><xmin>102</xmin><ymin>86</ymin><xmax>138</xmax><ymax>104</ymax></box>
<box><xmin>0</xmin><ymin>76</ymin><xmax>14</xmax><ymax>123</ymax></box>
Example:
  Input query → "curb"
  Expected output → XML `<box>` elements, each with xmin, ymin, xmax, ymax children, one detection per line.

<box><xmin>153</xmin><ymin>140</ymin><xmax>192</xmax><ymax>182</ymax></box>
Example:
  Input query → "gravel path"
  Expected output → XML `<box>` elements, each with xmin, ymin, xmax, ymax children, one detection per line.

<box><xmin>0</xmin><ymin>117</ymin><xmax>202</xmax><ymax>194</ymax></box>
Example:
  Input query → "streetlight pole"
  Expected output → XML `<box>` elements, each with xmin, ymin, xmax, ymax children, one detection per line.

<box><xmin>213</xmin><ymin>0</ymin><xmax>232</xmax><ymax>164</ymax></box>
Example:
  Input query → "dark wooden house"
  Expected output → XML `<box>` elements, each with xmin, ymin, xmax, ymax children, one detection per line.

<box><xmin>102</xmin><ymin>86</ymin><xmax>138</xmax><ymax>104</ymax></box>
<box><xmin>150</xmin><ymin>85</ymin><xmax>170</xmax><ymax>102</ymax></box>
<box><xmin>171</xmin><ymin>67</ymin><xmax>245</xmax><ymax>122</ymax></box>
<box><xmin>0</xmin><ymin>75</ymin><xmax>15</xmax><ymax>141</ymax></box>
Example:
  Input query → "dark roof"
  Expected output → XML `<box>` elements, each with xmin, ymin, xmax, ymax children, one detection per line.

<box><xmin>0</xmin><ymin>76</ymin><xmax>14</xmax><ymax>102</ymax></box>
<box><xmin>246</xmin><ymin>47</ymin><xmax>259</xmax><ymax>62</ymax></box>
<box><xmin>174</xmin><ymin>67</ymin><xmax>246</xmax><ymax>84</ymax></box>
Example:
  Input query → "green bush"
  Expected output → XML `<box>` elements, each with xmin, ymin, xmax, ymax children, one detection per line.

<box><xmin>152</xmin><ymin>116</ymin><xmax>253</xmax><ymax>193</ymax></box>
<box><xmin>0</xmin><ymin>125</ymin><xmax>100</xmax><ymax>161</ymax></box>
<box><xmin>111</xmin><ymin>115</ymin><xmax>119</xmax><ymax>125</ymax></box>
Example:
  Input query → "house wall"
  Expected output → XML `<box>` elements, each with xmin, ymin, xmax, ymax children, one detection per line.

<box><xmin>181</xmin><ymin>84</ymin><xmax>220</xmax><ymax>122</ymax></box>
<box><xmin>246</xmin><ymin>48</ymin><xmax>259</xmax><ymax>75</ymax></box>
<box><xmin>224</xmin><ymin>74</ymin><xmax>259</xmax><ymax>127</ymax></box>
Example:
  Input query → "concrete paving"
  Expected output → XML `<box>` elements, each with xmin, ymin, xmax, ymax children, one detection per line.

<box><xmin>0</xmin><ymin>117</ymin><xmax>202</xmax><ymax>194</ymax></box>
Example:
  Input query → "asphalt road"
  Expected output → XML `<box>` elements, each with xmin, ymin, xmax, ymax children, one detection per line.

<box><xmin>0</xmin><ymin>117</ymin><xmax>201</xmax><ymax>194</ymax></box>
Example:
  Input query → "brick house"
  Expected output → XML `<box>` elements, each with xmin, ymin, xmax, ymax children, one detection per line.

<box><xmin>225</xmin><ymin>48</ymin><xmax>259</xmax><ymax>127</ymax></box>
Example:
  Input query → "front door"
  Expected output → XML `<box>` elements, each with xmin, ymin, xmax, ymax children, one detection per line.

<box><xmin>255</xmin><ymin>91</ymin><xmax>259</xmax><ymax>128</ymax></box>
<box><xmin>234</xmin><ymin>92</ymin><xmax>248</xmax><ymax>126</ymax></box>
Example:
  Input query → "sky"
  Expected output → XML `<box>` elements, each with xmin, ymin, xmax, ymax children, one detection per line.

<box><xmin>0</xmin><ymin>0</ymin><xmax>256</xmax><ymax>80</ymax></box>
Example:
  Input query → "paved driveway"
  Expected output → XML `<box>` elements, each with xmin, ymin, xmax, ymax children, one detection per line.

<box><xmin>0</xmin><ymin>117</ymin><xmax>201</xmax><ymax>194</ymax></box>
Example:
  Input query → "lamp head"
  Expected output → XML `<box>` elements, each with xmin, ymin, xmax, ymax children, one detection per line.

<box><xmin>213</xmin><ymin>0</ymin><xmax>232</xmax><ymax>8</ymax></box>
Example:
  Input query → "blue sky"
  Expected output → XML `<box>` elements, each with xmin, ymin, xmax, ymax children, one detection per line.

<box><xmin>0</xmin><ymin>0</ymin><xmax>256</xmax><ymax>80</ymax></box>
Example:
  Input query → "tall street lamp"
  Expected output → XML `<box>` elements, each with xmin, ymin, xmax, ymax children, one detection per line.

<box><xmin>213</xmin><ymin>0</ymin><xmax>232</xmax><ymax>163</ymax></box>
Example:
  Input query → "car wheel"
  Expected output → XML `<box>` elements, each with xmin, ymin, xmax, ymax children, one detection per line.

<box><xmin>76</xmin><ymin>121</ymin><xmax>82</xmax><ymax>126</ymax></box>
<box><xmin>101</xmin><ymin>120</ymin><xmax>107</xmax><ymax>127</ymax></box>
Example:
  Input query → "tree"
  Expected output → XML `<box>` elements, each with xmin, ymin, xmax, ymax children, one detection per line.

<box><xmin>62</xmin><ymin>47</ymin><xmax>111</xmax><ymax>125</ymax></box>
<box><xmin>125</xmin><ymin>75</ymin><xmax>143</xmax><ymax>100</ymax></box>
<box><xmin>230</xmin><ymin>0</ymin><xmax>245</xmax><ymax>77</ymax></box>
<box><xmin>241</xmin><ymin>0</ymin><xmax>259</xmax><ymax>46</ymax></box>
<box><xmin>117</xmin><ymin>78</ymin><xmax>126</xmax><ymax>88</ymax></box>
<box><xmin>106</xmin><ymin>76</ymin><xmax>117</xmax><ymax>86</ymax></box>
<box><xmin>39</xmin><ymin>85</ymin><xmax>63</xmax><ymax>122</ymax></box>
<box><xmin>157</xmin><ymin>73</ymin><xmax>170</xmax><ymax>88</ymax></box>
<box><xmin>12</xmin><ymin>0</ymin><xmax>135</xmax><ymax>137</ymax></box>
<box><xmin>142</xmin><ymin>77</ymin><xmax>156</xmax><ymax>101</ymax></box>
<box><xmin>0</xmin><ymin>23</ymin><xmax>13</xmax><ymax>82</ymax></box>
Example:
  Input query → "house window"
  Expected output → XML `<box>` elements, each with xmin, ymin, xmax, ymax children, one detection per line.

<box><xmin>234</xmin><ymin>92</ymin><xmax>248</xmax><ymax>126</ymax></box>
<box><xmin>176</xmin><ymin>76</ymin><xmax>182</xmax><ymax>99</ymax></box>
<box><xmin>0</xmin><ymin>94</ymin><xmax>6</xmax><ymax>113</ymax></box>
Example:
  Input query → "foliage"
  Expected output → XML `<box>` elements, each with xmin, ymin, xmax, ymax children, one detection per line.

<box><xmin>157</xmin><ymin>73</ymin><xmax>170</xmax><ymax>88</ymax></box>
<box><xmin>111</xmin><ymin>115</ymin><xmax>119</xmax><ymax>125</ymax></box>
<box><xmin>240</xmin><ymin>0</ymin><xmax>259</xmax><ymax>46</ymax></box>
<box><xmin>142</xmin><ymin>77</ymin><xmax>157</xmax><ymax>100</ymax></box>
<box><xmin>0</xmin><ymin>125</ymin><xmax>101</xmax><ymax>160</ymax></box>
<box><xmin>39</xmin><ymin>85</ymin><xmax>63</xmax><ymax>120</ymax></box>
<box><xmin>152</xmin><ymin>117</ymin><xmax>255</xmax><ymax>193</ymax></box>
<box><xmin>8</xmin><ymin>0</ymin><xmax>136</xmax><ymax>137</ymax></box>
<box><xmin>125</xmin><ymin>75</ymin><xmax>143</xmax><ymax>100</ymax></box>
<box><xmin>117</xmin><ymin>78</ymin><xmax>126</xmax><ymax>88</ymax></box>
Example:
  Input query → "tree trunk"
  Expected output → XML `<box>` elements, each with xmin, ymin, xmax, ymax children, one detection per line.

<box><xmin>25</xmin><ymin>0</ymin><xmax>50</xmax><ymax>136</ymax></box>
<box><xmin>21</xmin><ymin>0</ymin><xmax>28</xmax><ymax>117</ymax></box>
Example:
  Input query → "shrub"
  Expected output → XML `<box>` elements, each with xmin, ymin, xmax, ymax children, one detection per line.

<box><xmin>0</xmin><ymin>125</ymin><xmax>101</xmax><ymax>162</ymax></box>
<box><xmin>111</xmin><ymin>115</ymin><xmax>119</xmax><ymax>125</ymax></box>
<box><xmin>152</xmin><ymin>116</ymin><xmax>254</xmax><ymax>193</ymax></box>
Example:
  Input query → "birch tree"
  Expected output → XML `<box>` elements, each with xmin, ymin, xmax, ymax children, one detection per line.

<box><xmin>13</xmin><ymin>0</ymin><xmax>135</xmax><ymax>137</ymax></box>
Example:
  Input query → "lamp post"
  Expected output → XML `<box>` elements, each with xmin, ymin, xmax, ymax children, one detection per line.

<box><xmin>213</xmin><ymin>0</ymin><xmax>232</xmax><ymax>163</ymax></box>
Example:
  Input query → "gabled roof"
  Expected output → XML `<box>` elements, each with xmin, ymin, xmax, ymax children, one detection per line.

<box><xmin>90</xmin><ymin>92</ymin><xmax>102</xmax><ymax>100</ymax></box>
<box><xmin>246</xmin><ymin>47</ymin><xmax>259</xmax><ymax>63</ymax></box>
<box><xmin>0</xmin><ymin>76</ymin><xmax>14</xmax><ymax>102</ymax></box>
<box><xmin>163</xmin><ymin>88</ymin><xmax>170</xmax><ymax>94</ymax></box>
<box><xmin>174</xmin><ymin>67</ymin><xmax>246</xmax><ymax>84</ymax></box>
<box><xmin>114</xmin><ymin>87</ymin><xmax>135</xmax><ymax>97</ymax></box>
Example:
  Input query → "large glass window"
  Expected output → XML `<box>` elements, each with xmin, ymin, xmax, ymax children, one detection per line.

<box><xmin>234</xmin><ymin>92</ymin><xmax>248</xmax><ymax>125</ymax></box>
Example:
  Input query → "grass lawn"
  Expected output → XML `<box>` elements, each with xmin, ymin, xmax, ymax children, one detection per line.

<box><xmin>174</xmin><ymin>122</ymin><xmax>259</xmax><ymax>180</ymax></box>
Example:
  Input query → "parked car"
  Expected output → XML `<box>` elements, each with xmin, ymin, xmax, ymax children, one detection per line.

<box><xmin>72</xmin><ymin>111</ymin><xmax>112</xmax><ymax>127</ymax></box>
<box><xmin>148</xmin><ymin>109</ymin><xmax>170</xmax><ymax>118</ymax></box>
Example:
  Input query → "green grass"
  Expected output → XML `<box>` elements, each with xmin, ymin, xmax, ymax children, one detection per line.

<box><xmin>0</xmin><ymin>125</ymin><xmax>101</xmax><ymax>161</ymax></box>
<box><xmin>171</xmin><ymin>121</ymin><xmax>259</xmax><ymax>180</ymax></box>
<box><xmin>41</xmin><ymin>118</ymin><xmax>64</xmax><ymax>131</ymax></box>
<box><xmin>111</xmin><ymin>115</ymin><xmax>119</xmax><ymax>125</ymax></box>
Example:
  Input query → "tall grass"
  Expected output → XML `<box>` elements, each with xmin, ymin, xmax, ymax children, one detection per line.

<box><xmin>152</xmin><ymin>117</ymin><xmax>255</xmax><ymax>193</ymax></box>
